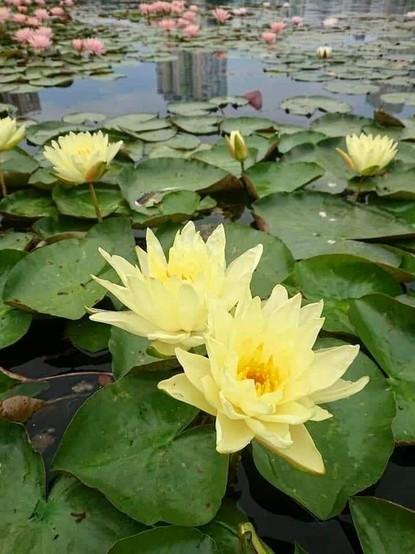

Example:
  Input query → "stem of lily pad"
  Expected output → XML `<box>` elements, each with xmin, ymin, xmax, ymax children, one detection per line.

<box><xmin>240</xmin><ymin>160</ymin><xmax>245</xmax><ymax>174</ymax></box>
<box><xmin>88</xmin><ymin>182</ymin><xmax>102</xmax><ymax>222</ymax></box>
<box><xmin>0</xmin><ymin>168</ymin><xmax>7</xmax><ymax>197</ymax></box>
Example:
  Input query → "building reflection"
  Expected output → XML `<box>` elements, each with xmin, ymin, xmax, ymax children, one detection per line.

<box><xmin>156</xmin><ymin>50</ymin><xmax>227</xmax><ymax>102</ymax></box>
<box><xmin>1</xmin><ymin>92</ymin><xmax>41</xmax><ymax>116</ymax></box>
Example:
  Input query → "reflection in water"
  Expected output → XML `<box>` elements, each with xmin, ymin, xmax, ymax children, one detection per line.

<box><xmin>1</xmin><ymin>92</ymin><xmax>41</xmax><ymax>116</ymax></box>
<box><xmin>156</xmin><ymin>50</ymin><xmax>227</xmax><ymax>102</ymax></box>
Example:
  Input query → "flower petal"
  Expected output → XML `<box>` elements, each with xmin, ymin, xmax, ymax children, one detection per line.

<box><xmin>305</xmin><ymin>344</ymin><xmax>360</xmax><ymax>393</ymax></box>
<box><xmin>175</xmin><ymin>347</ymin><xmax>212</xmax><ymax>392</ymax></box>
<box><xmin>158</xmin><ymin>373</ymin><xmax>216</xmax><ymax>415</ymax></box>
<box><xmin>311</xmin><ymin>376</ymin><xmax>369</xmax><ymax>404</ymax></box>
<box><xmin>215</xmin><ymin>412</ymin><xmax>254</xmax><ymax>453</ymax></box>
<box><xmin>89</xmin><ymin>309</ymin><xmax>157</xmax><ymax>336</ymax></box>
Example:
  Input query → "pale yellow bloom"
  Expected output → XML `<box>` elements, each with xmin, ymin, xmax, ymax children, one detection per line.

<box><xmin>226</xmin><ymin>130</ymin><xmax>248</xmax><ymax>162</ymax></box>
<box><xmin>336</xmin><ymin>133</ymin><xmax>398</xmax><ymax>177</ymax></box>
<box><xmin>90</xmin><ymin>222</ymin><xmax>263</xmax><ymax>355</ymax></box>
<box><xmin>43</xmin><ymin>130</ymin><xmax>122</xmax><ymax>185</ymax></box>
<box><xmin>316</xmin><ymin>46</ymin><xmax>332</xmax><ymax>59</ymax></box>
<box><xmin>158</xmin><ymin>285</ymin><xmax>369</xmax><ymax>474</ymax></box>
<box><xmin>0</xmin><ymin>117</ymin><xmax>25</xmax><ymax>151</ymax></box>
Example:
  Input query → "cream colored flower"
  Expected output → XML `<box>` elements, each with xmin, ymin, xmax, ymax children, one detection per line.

<box><xmin>316</xmin><ymin>45</ymin><xmax>332</xmax><ymax>59</ymax></box>
<box><xmin>0</xmin><ymin>117</ymin><xmax>25</xmax><ymax>151</ymax></box>
<box><xmin>336</xmin><ymin>133</ymin><xmax>398</xmax><ymax>177</ymax></box>
<box><xmin>158</xmin><ymin>285</ymin><xmax>369</xmax><ymax>474</ymax></box>
<box><xmin>43</xmin><ymin>130</ymin><xmax>122</xmax><ymax>185</ymax></box>
<box><xmin>226</xmin><ymin>130</ymin><xmax>248</xmax><ymax>162</ymax></box>
<box><xmin>90</xmin><ymin>222</ymin><xmax>263</xmax><ymax>355</ymax></box>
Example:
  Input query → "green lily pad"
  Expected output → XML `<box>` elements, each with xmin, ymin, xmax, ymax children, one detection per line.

<box><xmin>277</xmin><ymin>131</ymin><xmax>327</xmax><ymax>154</ymax></box>
<box><xmin>62</xmin><ymin>112</ymin><xmax>107</xmax><ymax>125</ymax></box>
<box><xmin>28</xmin><ymin>168</ymin><xmax>59</xmax><ymax>191</ymax></box>
<box><xmin>253</xmin><ymin>345</ymin><xmax>395</xmax><ymax>520</ymax></box>
<box><xmin>104</xmin><ymin>113</ymin><xmax>158</xmax><ymax>132</ymax></box>
<box><xmin>0</xmin><ymin>189</ymin><xmax>57</xmax><ymax>219</ymax></box>
<box><xmin>0</xmin><ymin>250</ymin><xmax>32</xmax><ymax>350</ymax></box>
<box><xmin>380</xmin><ymin>92</ymin><xmax>415</xmax><ymax>105</ymax></box>
<box><xmin>192</xmin><ymin>139</ymin><xmax>258</xmax><ymax>176</ymax></box>
<box><xmin>171</xmin><ymin>116</ymin><xmax>222</xmax><ymax>135</ymax></box>
<box><xmin>0</xmin><ymin>148</ymin><xmax>39</xmax><ymax>176</ymax></box>
<box><xmin>310</xmin><ymin>113</ymin><xmax>373</xmax><ymax>137</ymax></box>
<box><xmin>350</xmin><ymin>497</ymin><xmax>415</xmax><ymax>554</ymax></box>
<box><xmin>66</xmin><ymin>318</ymin><xmax>111</xmax><ymax>353</ymax></box>
<box><xmin>280</xmin><ymin>95</ymin><xmax>352</xmax><ymax>116</ymax></box>
<box><xmin>324</xmin><ymin>81</ymin><xmax>380</xmax><ymax>95</ymax></box>
<box><xmin>32</xmin><ymin>215</ymin><xmax>92</xmax><ymax>243</ymax></box>
<box><xmin>292</xmin><ymin>255</ymin><xmax>402</xmax><ymax>334</ymax></box>
<box><xmin>221</xmin><ymin>117</ymin><xmax>279</xmax><ymax>136</ymax></box>
<box><xmin>0</xmin><ymin>419</ymin><xmax>143</xmax><ymax>552</ymax></box>
<box><xmin>53</xmin><ymin>372</ymin><xmax>228</xmax><ymax>526</ymax></box>
<box><xmin>253</xmin><ymin>191</ymin><xmax>415</xmax><ymax>259</ymax></box>
<box><xmin>244</xmin><ymin>161</ymin><xmax>325</xmax><ymax>198</ymax></box>
<box><xmin>108</xmin><ymin>526</ymin><xmax>219</xmax><ymax>554</ymax></box>
<box><xmin>167</xmin><ymin>101</ymin><xmax>218</xmax><ymax>116</ymax></box>
<box><xmin>26</xmin><ymin>122</ymin><xmax>81</xmax><ymax>146</ymax></box>
<box><xmin>349</xmin><ymin>295</ymin><xmax>415</xmax><ymax>443</ymax></box>
<box><xmin>374</xmin><ymin>168</ymin><xmax>415</xmax><ymax>199</ymax></box>
<box><xmin>0</xmin><ymin>231</ymin><xmax>33</xmax><ymax>251</ymax></box>
<box><xmin>117</xmin><ymin>158</ymin><xmax>229</xmax><ymax>209</ymax></box>
<box><xmin>52</xmin><ymin>183</ymin><xmax>123</xmax><ymax>219</ymax></box>
<box><xmin>209</xmin><ymin>95</ymin><xmax>248</xmax><ymax>108</ymax></box>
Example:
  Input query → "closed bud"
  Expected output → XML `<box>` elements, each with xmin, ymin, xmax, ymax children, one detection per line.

<box><xmin>226</xmin><ymin>130</ymin><xmax>248</xmax><ymax>161</ymax></box>
<box><xmin>316</xmin><ymin>45</ymin><xmax>332</xmax><ymax>59</ymax></box>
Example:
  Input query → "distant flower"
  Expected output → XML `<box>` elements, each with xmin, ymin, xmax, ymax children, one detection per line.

<box><xmin>43</xmin><ymin>131</ymin><xmax>122</xmax><ymax>185</ymax></box>
<box><xmin>233</xmin><ymin>7</ymin><xmax>247</xmax><ymax>16</ymax></box>
<box><xmin>26</xmin><ymin>16</ymin><xmax>40</xmax><ymax>26</ymax></box>
<box><xmin>13</xmin><ymin>13</ymin><xmax>27</xmax><ymax>23</ymax></box>
<box><xmin>405</xmin><ymin>11</ymin><xmax>415</xmax><ymax>19</ymax></box>
<box><xmin>50</xmin><ymin>6</ymin><xmax>64</xmax><ymax>16</ymax></box>
<box><xmin>270</xmin><ymin>21</ymin><xmax>285</xmax><ymax>33</ymax></box>
<box><xmin>37</xmin><ymin>25</ymin><xmax>53</xmax><ymax>38</ymax></box>
<box><xmin>159</xmin><ymin>19</ymin><xmax>176</xmax><ymax>32</ymax></box>
<box><xmin>291</xmin><ymin>16</ymin><xmax>303</xmax><ymax>26</ymax></box>
<box><xmin>182</xmin><ymin>10</ymin><xmax>197</xmax><ymax>21</ymax></box>
<box><xmin>72</xmin><ymin>38</ymin><xmax>83</xmax><ymax>52</ymax></box>
<box><xmin>183</xmin><ymin>24</ymin><xmax>199</xmax><ymax>38</ymax></box>
<box><xmin>323</xmin><ymin>16</ymin><xmax>338</xmax><ymax>28</ymax></box>
<box><xmin>0</xmin><ymin>117</ymin><xmax>25</xmax><ymax>151</ymax></box>
<box><xmin>189</xmin><ymin>4</ymin><xmax>198</xmax><ymax>12</ymax></box>
<box><xmin>17</xmin><ymin>6</ymin><xmax>28</xmax><ymax>12</ymax></box>
<box><xmin>90</xmin><ymin>222</ymin><xmax>263</xmax><ymax>356</ymax></box>
<box><xmin>28</xmin><ymin>30</ymin><xmax>52</xmax><ymax>51</ymax></box>
<box><xmin>34</xmin><ymin>7</ymin><xmax>49</xmax><ymax>20</ymax></box>
<box><xmin>83</xmin><ymin>37</ymin><xmax>106</xmax><ymax>56</ymax></box>
<box><xmin>0</xmin><ymin>6</ymin><xmax>11</xmax><ymax>22</ymax></box>
<box><xmin>261</xmin><ymin>31</ymin><xmax>276</xmax><ymax>44</ymax></box>
<box><xmin>226</xmin><ymin>130</ymin><xmax>248</xmax><ymax>162</ymax></box>
<box><xmin>316</xmin><ymin>45</ymin><xmax>332</xmax><ymax>59</ymax></box>
<box><xmin>15</xmin><ymin>27</ymin><xmax>33</xmax><ymax>42</ymax></box>
<box><xmin>158</xmin><ymin>286</ymin><xmax>368</xmax><ymax>473</ymax></box>
<box><xmin>176</xmin><ymin>17</ymin><xmax>189</xmax><ymax>27</ymax></box>
<box><xmin>244</xmin><ymin>89</ymin><xmax>262</xmax><ymax>110</ymax></box>
<box><xmin>212</xmin><ymin>7</ymin><xmax>230</xmax><ymax>24</ymax></box>
<box><xmin>336</xmin><ymin>133</ymin><xmax>398</xmax><ymax>176</ymax></box>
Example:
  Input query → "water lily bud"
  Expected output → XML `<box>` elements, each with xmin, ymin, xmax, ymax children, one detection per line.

<box><xmin>0</xmin><ymin>117</ymin><xmax>25</xmax><ymax>152</ymax></box>
<box><xmin>336</xmin><ymin>133</ymin><xmax>398</xmax><ymax>176</ymax></box>
<box><xmin>226</xmin><ymin>130</ymin><xmax>248</xmax><ymax>162</ymax></box>
<box><xmin>316</xmin><ymin>45</ymin><xmax>332</xmax><ymax>59</ymax></box>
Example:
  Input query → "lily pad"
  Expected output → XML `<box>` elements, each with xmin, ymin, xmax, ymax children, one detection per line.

<box><xmin>66</xmin><ymin>318</ymin><xmax>111</xmax><ymax>353</ymax></box>
<box><xmin>0</xmin><ymin>190</ymin><xmax>57</xmax><ymax>219</ymax></box>
<box><xmin>221</xmin><ymin>117</ymin><xmax>279</xmax><ymax>136</ymax></box>
<box><xmin>310</xmin><ymin>113</ymin><xmax>373</xmax><ymax>137</ymax></box>
<box><xmin>0</xmin><ymin>231</ymin><xmax>33</xmax><ymax>251</ymax></box>
<box><xmin>171</xmin><ymin>116</ymin><xmax>222</xmax><ymax>135</ymax></box>
<box><xmin>167</xmin><ymin>101</ymin><xmax>218</xmax><ymax>116</ymax></box>
<box><xmin>324</xmin><ymin>81</ymin><xmax>380</xmax><ymax>95</ymax></box>
<box><xmin>53</xmin><ymin>372</ymin><xmax>228</xmax><ymax>526</ymax></box>
<box><xmin>280</xmin><ymin>96</ymin><xmax>352</xmax><ymax>116</ymax></box>
<box><xmin>52</xmin><ymin>183</ymin><xmax>123</xmax><ymax>219</ymax></box>
<box><xmin>380</xmin><ymin>92</ymin><xmax>415</xmax><ymax>105</ymax></box>
<box><xmin>62</xmin><ymin>112</ymin><xmax>107</xmax><ymax>125</ymax></box>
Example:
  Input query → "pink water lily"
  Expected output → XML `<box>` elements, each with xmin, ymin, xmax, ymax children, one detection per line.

<box><xmin>270</xmin><ymin>21</ymin><xmax>285</xmax><ymax>33</ymax></box>
<box><xmin>261</xmin><ymin>31</ymin><xmax>276</xmax><ymax>44</ymax></box>
<box><xmin>83</xmin><ymin>37</ymin><xmax>106</xmax><ymax>56</ymax></box>
<box><xmin>212</xmin><ymin>7</ymin><xmax>230</xmax><ymax>24</ymax></box>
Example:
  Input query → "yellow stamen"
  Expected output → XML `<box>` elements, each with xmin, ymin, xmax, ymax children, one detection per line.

<box><xmin>237</xmin><ymin>344</ymin><xmax>279</xmax><ymax>396</ymax></box>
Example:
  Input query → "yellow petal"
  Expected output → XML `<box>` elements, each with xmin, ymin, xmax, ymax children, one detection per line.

<box><xmin>175</xmin><ymin>347</ymin><xmax>212</xmax><ymax>392</ymax></box>
<box><xmin>89</xmin><ymin>309</ymin><xmax>157</xmax><ymax>336</ymax></box>
<box><xmin>257</xmin><ymin>424</ymin><xmax>325</xmax><ymax>475</ymax></box>
<box><xmin>215</xmin><ymin>412</ymin><xmax>254</xmax><ymax>453</ymax></box>
<box><xmin>311</xmin><ymin>376</ymin><xmax>369</xmax><ymax>404</ymax></box>
<box><xmin>305</xmin><ymin>344</ymin><xmax>360</xmax><ymax>393</ymax></box>
<box><xmin>335</xmin><ymin>147</ymin><xmax>357</xmax><ymax>172</ymax></box>
<box><xmin>158</xmin><ymin>373</ymin><xmax>216</xmax><ymax>415</ymax></box>
<box><xmin>246</xmin><ymin>419</ymin><xmax>292</xmax><ymax>449</ymax></box>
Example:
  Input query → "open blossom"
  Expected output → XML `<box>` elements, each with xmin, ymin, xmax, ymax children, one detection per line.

<box><xmin>34</xmin><ymin>7</ymin><xmax>49</xmax><ymax>19</ymax></box>
<box><xmin>83</xmin><ymin>37</ymin><xmax>106</xmax><ymax>55</ymax></box>
<box><xmin>72</xmin><ymin>38</ymin><xmax>83</xmax><ymax>52</ymax></box>
<box><xmin>159</xmin><ymin>19</ymin><xmax>176</xmax><ymax>31</ymax></box>
<box><xmin>212</xmin><ymin>7</ymin><xmax>230</xmax><ymax>24</ymax></box>
<box><xmin>261</xmin><ymin>31</ymin><xmax>276</xmax><ymax>44</ymax></box>
<box><xmin>28</xmin><ymin>31</ymin><xmax>52</xmax><ymax>51</ymax></box>
<box><xmin>50</xmin><ymin>6</ymin><xmax>64</xmax><ymax>16</ymax></box>
<box><xmin>0</xmin><ymin>117</ymin><xmax>25</xmax><ymax>151</ymax></box>
<box><xmin>43</xmin><ymin>130</ymin><xmax>122</xmax><ymax>185</ymax></box>
<box><xmin>291</xmin><ymin>16</ymin><xmax>303</xmax><ymax>26</ymax></box>
<box><xmin>15</xmin><ymin>27</ymin><xmax>33</xmax><ymax>42</ymax></box>
<box><xmin>336</xmin><ymin>133</ymin><xmax>398</xmax><ymax>177</ymax></box>
<box><xmin>182</xmin><ymin>10</ymin><xmax>197</xmax><ymax>21</ymax></box>
<box><xmin>27</xmin><ymin>16</ymin><xmax>40</xmax><ymax>25</ymax></box>
<box><xmin>158</xmin><ymin>286</ymin><xmax>369</xmax><ymax>474</ymax></box>
<box><xmin>90</xmin><ymin>223</ymin><xmax>263</xmax><ymax>355</ymax></box>
<box><xmin>189</xmin><ymin>4</ymin><xmax>198</xmax><ymax>11</ymax></box>
<box><xmin>13</xmin><ymin>13</ymin><xmax>27</xmax><ymax>23</ymax></box>
<box><xmin>323</xmin><ymin>16</ymin><xmax>339</xmax><ymax>28</ymax></box>
<box><xmin>37</xmin><ymin>25</ymin><xmax>53</xmax><ymax>37</ymax></box>
<box><xmin>183</xmin><ymin>24</ymin><xmax>199</xmax><ymax>38</ymax></box>
<box><xmin>0</xmin><ymin>7</ymin><xmax>11</xmax><ymax>22</ymax></box>
<box><xmin>270</xmin><ymin>21</ymin><xmax>285</xmax><ymax>33</ymax></box>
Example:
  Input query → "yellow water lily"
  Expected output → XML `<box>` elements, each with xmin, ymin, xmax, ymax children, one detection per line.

<box><xmin>336</xmin><ymin>133</ymin><xmax>398</xmax><ymax>177</ymax></box>
<box><xmin>158</xmin><ymin>285</ymin><xmax>369</xmax><ymax>474</ymax></box>
<box><xmin>0</xmin><ymin>116</ymin><xmax>25</xmax><ymax>152</ymax></box>
<box><xmin>316</xmin><ymin>46</ymin><xmax>332</xmax><ymax>59</ymax></box>
<box><xmin>90</xmin><ymin>222</ymin><xmax>263</xmax><ymax>355</ymax></box>
<box><xmin>226</xmin><ymin>130</ymin><xmax>248</xmax><ymax>162</ymax></box>
<box><xmin>43</xmin><ymin>130</ymin><xmax>122</xmax><ymax>185</ymax></box>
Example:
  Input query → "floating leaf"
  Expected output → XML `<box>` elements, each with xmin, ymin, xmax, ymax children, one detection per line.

<box><xmin>280</xmin><ymin>95</ymin><xmax>351</xmax><ymax>116</ymax></box>
<box><xmin>0</xmin><ymin>231</ymin><xmax>33</xmax><ymax>251</ymax></box>
<box><xmin>171</xmin><ymin>115</ymin><xmax>222</xmax><ymax>135</ymax></box>
<box><xmin>66</xmin><ymin>318</ymin><xmax>110</xmax><ymax>353</ymax></box>
<box><xmin>0</xmin><ymin>189</ymin><xmax>57</xmax><ymax>219</ymax></box>
<box><xmin>53</xmin><ymin>372</ymin><xmax>228</xmax><ymax>526</ymax></box>
<box><xmin>221</xmin><ymin>117</ymin><xmax>279</xmax><ymax>136</ymax></box>
<box><xmin>324</xmin><ymin>81</ymin><xmax>380</xmax><ymax>95</ymax></box>
<box><xmin>52</xmin><ymin>183</ymin><xmax>123</xmax><ymax>219</ymax></box>
<box><xmin>167</xmin><ymin>101</ymin><xmax>218</xmax><ymax>116</ymax></box>
<box><xmin>310</xmin><ymin>113</ymin><xmax>373</xmax><ymax>137</ymax></box>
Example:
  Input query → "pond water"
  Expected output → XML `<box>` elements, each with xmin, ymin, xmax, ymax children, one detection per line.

<box><xmin>1</xmin><ymin>0</ymin><xmax>415</xmax><ymax>552</ymax></box>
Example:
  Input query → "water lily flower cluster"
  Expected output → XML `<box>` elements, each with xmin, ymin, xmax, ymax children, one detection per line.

<box><xmin>336</xmin><ymin>133</ymin><xmax>398</xmax><ymax>176</ymax></box>
<box><xmin>91</xmin><ymin>223</ymin><xmax>369</xmax><ymax>473</ymax></box>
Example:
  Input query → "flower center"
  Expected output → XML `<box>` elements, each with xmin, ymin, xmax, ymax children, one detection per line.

<box><xmin>237</xmin><ymin>344</ymin><xmax>279</xmax><ymax>396</ymax></box>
